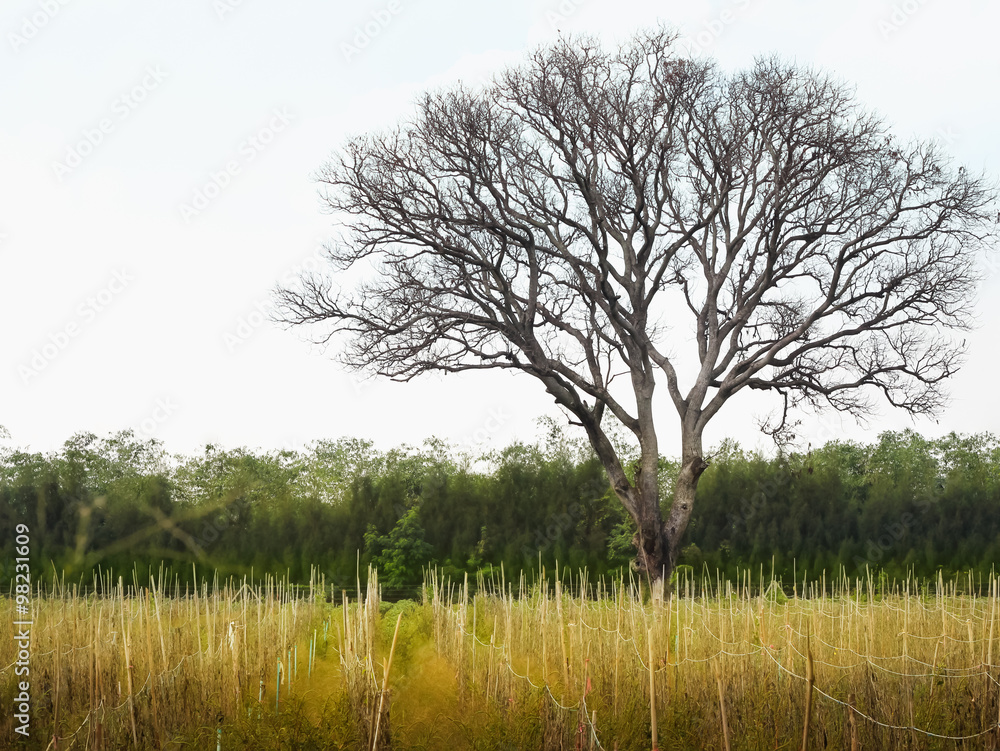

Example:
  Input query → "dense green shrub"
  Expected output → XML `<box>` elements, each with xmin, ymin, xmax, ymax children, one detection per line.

<box><xmin>2</xmin><ymin>426</ymin><xmax>998</xmax><ymax>589</ymax></box>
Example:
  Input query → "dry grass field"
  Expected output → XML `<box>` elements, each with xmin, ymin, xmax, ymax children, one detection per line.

<box><xmin>4</xmin><ymin>566</ymin><xmax>1000</xmax><ymax>749</ymax></box>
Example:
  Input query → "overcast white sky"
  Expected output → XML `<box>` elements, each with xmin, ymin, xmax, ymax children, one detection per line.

<box><xmin>1</xmin><ymin>0</ymin><xmax>997</xmax><ymax>459</ymax></box>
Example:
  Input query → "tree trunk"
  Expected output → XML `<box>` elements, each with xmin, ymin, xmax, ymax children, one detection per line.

<box><xmin>619</xmin><ymin>455</ymin><xmax>707</xmax><ymax>601</ymax></box>
<box><xmin>659</xmin><ymin>432</ymin><xmax>709</xmax><ymax>594</ymax></box>
<box><xmin>631</xmin><ymin>500</ymin><xmax>670</xmax><ymax>600</ymax></box>
<box><xmin>626</xmin><ymin>430</ymin><xmax>672</xmax><ymax>602</ymax></box>
<box><xmin>577</xmin><ymin>396</ymin><xmax>706</xmax><ymax>601</ymax></box>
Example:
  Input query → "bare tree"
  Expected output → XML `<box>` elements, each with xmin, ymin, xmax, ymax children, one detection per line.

<box><xmin>276</xmin><ymin>29</ymin><xmax>995</xmax><ymax>592</ymax></box>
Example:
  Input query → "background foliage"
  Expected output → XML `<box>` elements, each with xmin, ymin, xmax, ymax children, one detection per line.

<box><xmin>2</xmin><ymin>425</ymin><xmax>999</xmax><ymax>589</ymax></box>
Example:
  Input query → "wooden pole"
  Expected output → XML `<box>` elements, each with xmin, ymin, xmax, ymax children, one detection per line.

<box><xmin>800</xmin><ymin>640</ymin><xmax>814</xmax><ymax>751</ymax></box>
<box><xmin>847</xmin><ymin>693</ymin><xmax>858</xmax><ymax>751</ymax></box>
<box><xmin>557</xmin><ymin>581</ymin><xmax>570</xmax><ymax>694</ymax></box>
<box><xmin>120</xmin><ymin>581</ymin><xmax>139</xmax><ymax>749</ymax></box>
<box><xmin>371</xmin><ymin>612</ymin><xmax>403</xmax><ymax>751</ymax></box>
<box><xmin>648</xmin><ymin>627</ymin><xmax>658</xmax><ymax>751</ymax></box>
<box><xmin>714</xmin><ymin>660</ymin><xmax>731</xmax><ymax>751</ymax></box>
<box><xmin>143</xmin><ymin>593</ymin><xmax>161</xmax><ymax>743</ymax></box>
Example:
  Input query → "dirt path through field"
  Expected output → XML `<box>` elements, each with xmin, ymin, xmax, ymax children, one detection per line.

<box><xmin>295</xmin><ymin>641</ymin><xmax>346</xmax><ymax>719</ymax></box>
<box><xmin>289</xmin><ymin>627</ymin><xmax>466</xmax><ymax>749</ymax></box>
<box><xmin>387</xmin><ymin>641</ymin><xmax>466</xmax><ymax>748</ymax></box>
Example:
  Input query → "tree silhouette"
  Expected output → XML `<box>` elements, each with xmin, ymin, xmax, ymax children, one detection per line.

<box><xmin>276</xmin><ymin>28</ymin><xmax>996</xmax><ymax>590</ymax></box>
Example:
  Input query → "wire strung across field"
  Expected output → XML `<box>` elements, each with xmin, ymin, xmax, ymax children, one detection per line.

<box><xmin>760</xmin><ymin>646</ymin><xmax>1000</xmax><ymax>741</ymax></box>
<box><xmin>436</xmin><ymin>571</ymin><xmax>1000</xmax><ymax>746</ymax></box>
<box><xmin>455</xmin><ymin>619</ymin><xmax>606</xmax><ymax>750</ymax></box>
<box><xmin>33</xmin><ymin>644</ymin><xmax>205</xmax><ymax>750</ymax></box>
<box><xmin>3</xmin><ymin>569</ymin><xmax>326</xmax><ymax>749</ymax></box>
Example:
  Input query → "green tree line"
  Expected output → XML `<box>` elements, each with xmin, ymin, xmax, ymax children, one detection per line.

<box><xmin>2</xmin><ymin>426</ymin><xmax>998</xmax><ymax>589</ymax></box>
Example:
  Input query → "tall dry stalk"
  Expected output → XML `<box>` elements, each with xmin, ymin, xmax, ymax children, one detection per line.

<box><xmin>799</xmin><ymin>636</ymin><xmax>814</xmax><ymax>751</ymax></box>
<box><xmin>371</xmin><ymin>612</ymin><xmax>402</xmax><ymax>751</ymax></box>
<box><xmin>648</xmin><ymin>627</ymin><xmax>657</xmax><ymax>751</ymax></box>
<box><xmin>714</xmin><ymin>660</ymin><xmax>731</xmax><ymax>751</ymax></box>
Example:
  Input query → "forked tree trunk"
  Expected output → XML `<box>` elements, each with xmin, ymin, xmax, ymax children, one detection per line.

<box><xmin>586</xmin><ymin>403</ymin><xmax>708</xmax><ymax>602</ymax></box>
<box><xmin>666</xmin><ymin>436</ymin><xmax>708</xmax><ymax>561</ymax></box>
<box><xmin>630</xmin><ymin>432</ymin><xmax>707</xmax><ymax>601</ymax></box>
<box><xmin>631</xmin><ymin>501</ymin><xmax>670</xmax><ymax>601</ymax></box>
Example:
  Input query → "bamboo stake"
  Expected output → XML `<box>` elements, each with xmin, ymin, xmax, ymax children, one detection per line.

<box><xmin>557</xmin><ymin>581</ymin><xmax>570</xmax><ymax>693</ymax></box>
<box><xmin>714</xmin><ymin>660</ymin><xmax>731</xmax><ymax>751</ymax></box>
<box><xmin>152</xmin><ymin>583</ymin><xmax>168</xmax><ymax>674</ymax></box>
<box><xmin>614</xmin><ymin>605</ymin><xmax>620</xmax><ymax>714</ymax></box>
<box><xmin>51</xmin><ymin>615</ymin><xmax>61</xmax><ymax>749</ymax></box>
<box><xmin>472</xmin><ymin>581</ymin><xmax>477</xmax><ymax>686</ymax></box>
<box><xmin>847</xmin><ymin>693</ymin><xmax>858</xmax><ymax>751</ymax></box>
<box><xmin>372</xmin><ymin>612</ymin><xmax>403</xmax><ymax>751</ymax></box>
<box><xmin>541</xmin><ymin>582</ymin><xmax>547</xmax><ymax>685</ymax></box>
<box><xmin>799</xmin><ymin>639</ymin><xmax>814</xmax><ymax>751</ymax></box>
<box><xmin>193</xmin><ymin>566</ymin><xmax>205</xmax><ymax>675</ymax></box>
<box><xmin>71</xmin><ymin>589</ymin><xmax>77</xmax><ymax>696</ymax></box>
<box><xmin>648</xmin><ymin>627</ymin><xmax>658</xmax><ymax>751</ymax></box>
<box><xmin>95</xmin><ymin>601</ymin><xmax>103</xmax><ymax>743</ymax></box>
<box><xmin>120</xmin><ymin>581</ymin><xmax>139</xmax><ymax>749</ymax></box>
<box><xmin>88</xmin><ymin>601</ymin><xmax>95</xmax><ymax>746</ymax></box>
<box><xmin>487</xmin><ymin>616</ymin><xmax>497</xmax><ymax>704</ymax></box>
<box><xmin>144</xmin><ymin>592</ymin><xmax>161</xmax><ymax>744</ymax></box>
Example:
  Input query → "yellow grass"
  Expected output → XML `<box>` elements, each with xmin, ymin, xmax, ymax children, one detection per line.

<box><xmin>4</xmin><ymin>565</ymin><xmax>1000</xmax><ymax>750</ymax></box>
<box><xmin>431</xmin><ymin>567</ymin><xmax>1000</xmax><ymax>750</ymax></box>
<box><xmin>1</xmin><ymin>565</ymin><xmax>327</xmax><ymax>748</ymax></box>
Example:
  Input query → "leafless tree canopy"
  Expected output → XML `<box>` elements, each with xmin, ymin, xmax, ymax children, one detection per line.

<box><xmin>277</xmin><ymin>29</ymin><xmax>996</xmax><ymax>583</ymax></box>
